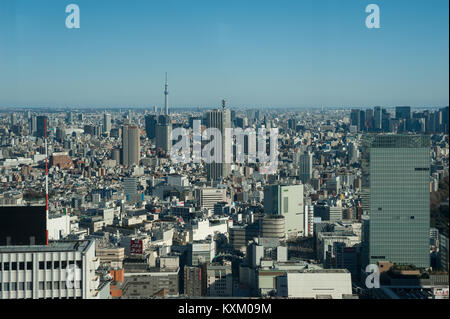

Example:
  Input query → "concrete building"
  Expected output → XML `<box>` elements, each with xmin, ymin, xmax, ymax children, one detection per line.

<box><xmin>122</xmin><ymin>125</ymin><xmax>140</xmax><ymax>167</ymax></box>
<box><xmin>0</xmin><ymin>240</ymin><xmax>108</xmax><ymax>299</ymax></box>
<box><xmin>206</xmin><ymin>261</ymin><xmax>232</xmax><ymax>297</ymax></box>
<box><xmin>264</xmin><ymin>184</ymin><xmax>304</xmax><ymax>238</ymax></box>
<box><xmin>187</xmin><ymin>240</ymin><xmax>216</xmax><ymax>266</ymax></box>
<box><xmin>205</xmin><ymin>104</ymin><xmax>231</xmax><ymax>181</ymax></box>
<box><xmin>196</xmin><ymin>188</ymin><xmax>227</xmax><ymax>211</ymax></box>
<box><xmin>103</xmin><ymin>113</ymin><xmax>111</xmax><ymax>133</ymax></box>
<box><xmin>47</xmin><ymin>213</ymin><xmax>71</xmax><ymax>241</ymax></box>
<box><xmin>155</xmin><ymin>115</ymin><xmax>172</xmax><ymax>153</ymax></box>
<box><xmin>122</xmin><ymin>261</ymin><xmax>179</xmax><ymax>298</ymax></box>
<box><xmin>276</xmin><ymin>269</ymin><xmax>353</xmax><ymax>299</ymax></box>
<box><xmin>183</xmin><ymin>265</ymin><xmax>205</xmax><ymax>296</ymax></box>
<box><xmin>298</xmin><ymin>152</ymin><xmax>313</xmax><ymax>184</ymax></box>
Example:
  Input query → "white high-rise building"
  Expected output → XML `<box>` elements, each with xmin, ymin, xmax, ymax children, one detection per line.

<box><xmin>103</xmin><ymin>113</ymin><xmax>111</xmax><ymax>133</ymax></box>
<box><xmin>0</xmin><ymin>240</ymin><xmax>109</xmax><ymax>299</ymax></box>
<box><xmin>264</xmin><ymin>184</ymin><xmax>304</xmax><ymax>238</ymax></box>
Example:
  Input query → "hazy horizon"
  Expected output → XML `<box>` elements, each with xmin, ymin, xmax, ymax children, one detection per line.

<box><xmin>0</xmin><ymin>0</ymin><xmax>448</xmax><ymax>108</ymax></box>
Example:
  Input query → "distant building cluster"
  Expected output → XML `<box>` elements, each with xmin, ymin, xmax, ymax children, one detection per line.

<box><xmin>0</xmin><ymin>94</ymin><xmax>448</xmax><ymax>299</ymax></box>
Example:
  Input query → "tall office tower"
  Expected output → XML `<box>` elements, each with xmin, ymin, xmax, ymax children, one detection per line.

<box><xmin>367</xmin><ymin>135</ymin><xmax>430</xmax><ymax>268</ymax></box>
<box><xmin>264</xmin><ymin>115</ymin><xmax>271</xmax><ymax>129</ymax></box>
<box><xmin>264</xmin><ymin>184</ymin><xmax>304</xmax><ymax>238</ymax></box>
<box><xmin>10</xmin><ymin>113</ymin><xmax>16</xmax><ymax>126</ymax></box>
<box><xmin>66</xmin><ymin>112</ymin><xmax>74</xmax><ymax>125</ymax></box>
<box><xmin>298</xmin><ymin>152</ymin><xmax>313</xmax><ymax>184</ymax></box>
<box><xmin>374</xmin><ymin>106</ymin><xmax>382</xmax><ymax>131</ymax></box>
<box><xmin>205</xmin><ymin>101</ymin><xmax>231</xmax><ymax>181</ymax></box>
<box><xmin>36</xmin><ymin>116</ymin><xmax>48</xmax><ymax>138</ymax></box>
<box><xmin>29</xmin><ymin>116</ymin><xmax>37</xmax><ymax>135</ymax></box>
<box><xmin>164</xmin><ymin>72</ymin><xmax>169</xmax><ymax>115</ymax></box>
<box><xmin>121</xmin><ymin>125</ymin><xmax>140</xmax><ymax>167</ymax></box>
<box><xmin>145</xmin><ymin>114</ymin><xmax>158</xmax><ymax>139</ymax></box>
<box><xmin>382</xmin><ymin>109</ymin><xmax>393</xmax><ymax>132</ymax></box>
<box><xmin>56</xmin><ymin>127</ymin><xmax>65</xmax><ymax>143</ymax></box>
<box><xmin>395</xmin><ymin>106</ymin><xmax>411</xmax><ymax>121</ymax></box>
<box><xmin>395</xmin><ymin>106</ymin><xmax>411</xmax><ymax>132</ymax></box>
<box><xmin>350</xmin><ymin>109</ymin><xmax>360</xmax><ymax>131</ymax></box>
<box><xmin>360</xmin><ymin>110</ymin><xmax>366</xmax><ymax>131</ymax></box>
<box><xmin>441</xmin><ymin>106</ymin><xmax>449</xmax><ymax>134</ymax></box>
<box><xmin>103</xmin><ymin>113</ymin><xmax>111</xmax><ymax>133</ymax></box>
<box><xmin>155</xmin><ymin>115</ymin><xmax>172</xmax><ymax>153</ymax></box>
<box><xmin>365</xmin><ymin>108</ymin><xmax>374</xmax><ymax>131</ymax></box>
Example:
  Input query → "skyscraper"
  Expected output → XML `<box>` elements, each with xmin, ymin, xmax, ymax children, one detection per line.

<box><xmin>298</xmin><ymin>152</ymin><xmax>313</xmax><ymax>184</ymax></box>
<box><xmin>36</xmin><ymin>116</ymin><xmax>48</xmax><ymax>138</ymax></box>
<box><xmin>155</xmin><ymin>115</ymin><xmax>172</xmax><ymax>153</ymax></box>
<box><xmin>373</xmin><ymin>107</ymin><xmax>382</xmax><ymax>131</ymax></box>
<box><xmin>367</xmin><ymin>134</ymin><xmax>430</xmax><ymax>268</ymax></box>
<box><xmin>205</xmin><ymin>100</ymin><xmax>231</xmax><ymax>181</ymax></box>
<box><xmin>122</xmin><ymin>125</ymin><xmax>140</xmax><ymax>167</ymax></box>
<box><xmin>145</xmin><ymin>114</ymin><xmax>158</xmax><ymax>139</ymax></box>
<box><xmin>350</xmin><ymin>109</ymin><xmax>360</xmax><ymax>131</ymax></box>
<box><xmin>103</xmin><ymin>113</ymin><xmax>111</xmax><ymax>133</ymax></box>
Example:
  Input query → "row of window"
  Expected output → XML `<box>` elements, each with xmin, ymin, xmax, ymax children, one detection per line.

<box><xmin>0</xmin><ymin>281</ymin><xmax>83</xmax><ymax>292</ymax></box>
<box><xmin>0</xmin><ymin>261</ymin><xmax>82</xmax><ymax>271</ymax></box>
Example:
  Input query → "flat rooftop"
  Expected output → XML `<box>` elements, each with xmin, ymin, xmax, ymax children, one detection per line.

<box><xmin>0</xmin><ymin>240</ymin><xmax>92</xmax><ymax>253</ymax></box>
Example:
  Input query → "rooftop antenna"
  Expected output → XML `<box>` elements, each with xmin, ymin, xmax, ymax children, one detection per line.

<box><xmin>222</xmin><ymin>99</ymin><xmax>226</xmax><ymax>110</ymax></box>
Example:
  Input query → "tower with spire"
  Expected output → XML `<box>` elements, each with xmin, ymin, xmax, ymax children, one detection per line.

<box><xmin>164</xmin><ymin>72</ymin><xmax>169</xmax><ymax>115</ymax></box>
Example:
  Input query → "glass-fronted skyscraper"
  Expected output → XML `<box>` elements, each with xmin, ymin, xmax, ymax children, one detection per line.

<box><xmin>367</xmin><ymin>135</ymin><xmax>430</xmax><ymax>268</ymax></box>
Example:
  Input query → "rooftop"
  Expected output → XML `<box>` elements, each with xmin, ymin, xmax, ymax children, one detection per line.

<box><xmin>0</xmin><ymin>240</ymin><xmax>93</xmax><ymax>253</ymax></box>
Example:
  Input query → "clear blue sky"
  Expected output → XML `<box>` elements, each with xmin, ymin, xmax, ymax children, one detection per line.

<box><xmin>0</xmin><ymin>0</ymin><xmax>448</xmax><ymax>108</ymax></box>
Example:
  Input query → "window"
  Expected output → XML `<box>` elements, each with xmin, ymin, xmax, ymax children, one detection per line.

<box><xmin>19</xmin><ymin>282</ymin><xmax>25</xmax><ymax>291</ymax></box>
<box><xmin>47</xmin><ymin>282</ymin><xmax>52</xmax><ymax>290</ymax></box>
<box><xmin>39</xmin><ymin>282</ymin><xmax>44</xmax><ymax>290</ymax></box>
<box><xmin>39</xmin><ymin>261</ymin><xmax>45</xmax><ymax>270</ymax></box>
<box><xmin>19</xmin><ymin>262</ymin><xmax>25</xmax><ymax>270</ymax></box>
<box><xmin>46</xmin><ymin>261</ymin><xmax>52</xmax><ymax>269</ymax></box>
<box><xmin>11</xmin><ymin>262</ymin><xmax>17</xmax><ymax>271</ymax></box>
<box><xmin>3</xmin><ymin>263</ymin><xmax>9</xmax><ymax>271</ymax></box>
<box><xmin>54</xmin><ymin>261</ymin><xmax>60</xmax><ymax>269</ymax></box>
<box><xmin>54</xmin><ymin>282</ymin><xmax>60</xmax><ymax>289</ymax></box>
<box><xmin>26</xmin><ymin>262</ymin><xmax>32</xmax><ymax>270</ymax></box>
<box><xmin>76</xmin><ymin>261</ymin><xmax>82</xmax><ymax>269</ymax></box>
<box><xmin>27</xmin><ymin>282</ymin><xmax>32</xmax><ymax>290</ymax></box>
<box><xmin>4</xmin><ymin>283</ymin><xmax>9</xmax><ymax>291</ymax></box>
<box><xmin>61</xmin><ymin>261</ymin><xmax>67</xmax><ymax>269</ymax></box>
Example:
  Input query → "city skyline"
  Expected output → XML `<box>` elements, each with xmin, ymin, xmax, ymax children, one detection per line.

<box><xmin>0</xmin><ymin>0</ymin><xmax>448</xmax><ymax>108</ymax></box>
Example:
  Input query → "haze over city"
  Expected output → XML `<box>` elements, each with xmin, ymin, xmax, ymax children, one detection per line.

<box><xmin>0</xmin><ymin>0</ymin><xmax>448</xmax><ymax>108</ymax></box>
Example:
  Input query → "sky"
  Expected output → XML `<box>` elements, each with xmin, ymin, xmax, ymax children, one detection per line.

<box><xmin>0</xmin><ymin>0</ymin><xmax>448</xmax><ymax>109</ymax></box>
